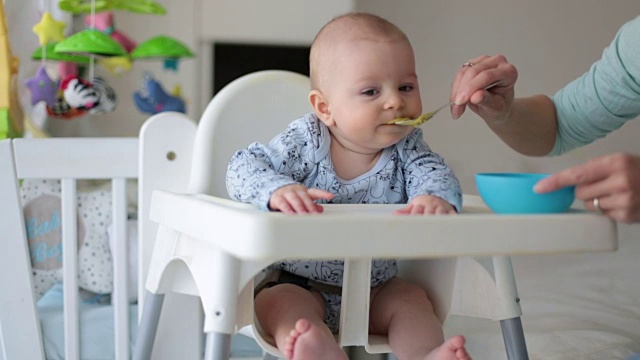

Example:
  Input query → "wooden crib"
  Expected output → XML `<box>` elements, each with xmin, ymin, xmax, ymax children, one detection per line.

<box><xmin>0</xmin><ymin>134</ymin><xmax>206</xmax><ymax>360</ymax></box>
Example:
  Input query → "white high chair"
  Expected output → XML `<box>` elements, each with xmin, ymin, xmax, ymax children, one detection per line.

<box><xmin>133</xmin><ymin>70</ymin><xmax>617</xmax><ymax>360</ymax></box>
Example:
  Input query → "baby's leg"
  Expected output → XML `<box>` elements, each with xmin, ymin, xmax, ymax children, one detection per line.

<box><xmin>254</xmin><ymin>284</ymin><xmax>347</xmax><ymax>360</ymax></box>
<box><xmin>369</xmin><ymin>277</ymin><xmax>470</xmax><ymax>360</ymax></box>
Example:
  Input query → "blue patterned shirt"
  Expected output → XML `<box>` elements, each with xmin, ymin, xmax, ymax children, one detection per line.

<box><xmin>226</xmin><ymin>112</ymin><xmax>462</xmax><ymax>286</ymax></box>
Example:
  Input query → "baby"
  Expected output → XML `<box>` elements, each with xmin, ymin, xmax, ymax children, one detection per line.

<box><xmin>226</xmin><ymin>12</ymin><xmax>470</xmax><ymax>360</ymax></box>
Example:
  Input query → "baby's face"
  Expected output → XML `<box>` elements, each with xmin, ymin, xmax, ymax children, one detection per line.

<box><xmin>320</xmin><ymin>38</ymin><xmax>422</xmax><ymax>154</ymax></box>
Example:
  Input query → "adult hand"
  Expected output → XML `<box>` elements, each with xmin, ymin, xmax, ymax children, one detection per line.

<box><xmin>450</xmin><ymin>54</ymin><xmax>518</xmax><ymax>122</ymax></box>
<box><xmin>393</xmin><ymin>195</ymin><xmax>457</xmax><ymax>215</ymax></box>
<box><xmin>534</xmin><ymin>153</ymin><xmax>640</xmax><ymax>223</ymax></box>
<box><xmin>269</xmin><ymin>184</ymin><xmax>334</xmax><ymax>214</ymax></box>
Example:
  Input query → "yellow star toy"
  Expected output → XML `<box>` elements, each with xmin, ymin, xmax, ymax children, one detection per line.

<box><xmin>171</xmin><ymin>84</ymin><xmax>182</xmax><ymax>98</ymax></box>
<box><xmin>99</xmin><ymin>56</ymin><xmax>132</xmax><ymax>74</ymax></box>
<box><xmin>32</xmin><ymin>12</ymin><xmax>66</xmax><ymax>46</ymax></box>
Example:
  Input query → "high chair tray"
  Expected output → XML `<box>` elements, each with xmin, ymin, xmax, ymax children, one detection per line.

<box><xmin>150</xmin><ymin>191</ymin><xmax>617</xmax><ymax>260</ymax></box>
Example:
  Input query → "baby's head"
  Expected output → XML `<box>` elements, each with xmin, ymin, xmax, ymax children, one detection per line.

<box><xmin>309</xmin><ymin>13</ymin><xmax>422</xmax><ymax>154</ymax></box>
<box><xmin>310</xmin><ymin>13</ymin><xmax>411</xmax><ymax>90</ymax></box>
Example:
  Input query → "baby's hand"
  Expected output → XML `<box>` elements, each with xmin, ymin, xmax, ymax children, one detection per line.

<box><xmin>393</xmin><ymin>195</ymin><xmax>457</xmax><ymax>215</ymax></box>
<box><xmin>269</xmin><ymin>184</ymin><xmax>334</xmax><ymax>214</ymax></box>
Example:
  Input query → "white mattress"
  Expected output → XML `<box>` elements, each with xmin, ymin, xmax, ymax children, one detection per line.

<box><xmin>444</xmin><ymin>224</ymin><xmax>640</xmax><ymax>360</ymax></box>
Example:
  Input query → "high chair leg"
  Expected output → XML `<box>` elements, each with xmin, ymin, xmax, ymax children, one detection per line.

<box><xmin>133</xmin><ymin>292</ymin><xmax>165</xmax><ymax>360</ymax></box>
<box><xmin>500</xmin><ymin>317</ymin><xmax>528</xmax><ymax>360</ymax></box>
<box><xmin>493</xmin><ymin>256</ymin><xmax>529</xmax><ymax>360</ymax></box>
<box><xmin>205</xmin><ymin>332</ymin><xmax>231</xmax><ymax>360</ymax></box>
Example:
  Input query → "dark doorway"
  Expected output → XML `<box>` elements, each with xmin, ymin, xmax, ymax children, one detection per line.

<box><xmin>212</xmin><ymin>43</ymin><xmax>310</xmax><ymax>95</ymax></box>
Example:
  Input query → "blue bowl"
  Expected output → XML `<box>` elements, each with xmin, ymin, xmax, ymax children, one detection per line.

<box><xmin>475</xmin><ymin>173</ymin><xmax>575</xmax><ymax>214</ymax></box>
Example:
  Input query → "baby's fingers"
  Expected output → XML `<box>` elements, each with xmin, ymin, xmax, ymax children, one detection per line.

<box><xmin>393</xmin><ymin>204</ymin><xmax>418</xmax><ymax>215</ymax></box>
<box><xmin>393</xmin><ymin>202</ymin><xmax>457</xmax><ymax>215</ymax></box>
<box><xmin>279</xmin><ymin>188</ymin><xmax>333</xmax><ymax>214</ymax></box>
<box><xmin>394</xmin><ymin>203</ymin><xmax>435</xmax><ymax>215</ymax></box>
<box><xmin>308</xmin><ymin>188</ymin><xmax>335</xmax><ymax>201</ymax></box>
<box><xmin>284</xmin><ymin>191</ymin><xmax>322</xmax><ymax>213</ymax></box>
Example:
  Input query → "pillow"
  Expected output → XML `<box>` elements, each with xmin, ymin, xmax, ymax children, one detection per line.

<box><xmin>22</xmin><ymin>179</ymin><xmax>114</xmax><ymax>298</ymax></box>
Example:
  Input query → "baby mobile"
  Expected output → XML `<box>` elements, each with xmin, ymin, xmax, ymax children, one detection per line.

<box><xmin>26</xmin><ymin>0</ymin><xmax>194</xmax><ymax>121</ymax></box>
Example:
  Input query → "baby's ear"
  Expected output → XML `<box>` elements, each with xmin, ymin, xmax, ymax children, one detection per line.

<box><xmin>309</xmin><ymin>90</ymin><xmax>333</xmax><ymax>126</ymax></box>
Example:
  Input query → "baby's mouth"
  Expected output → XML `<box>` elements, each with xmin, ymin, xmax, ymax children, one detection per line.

<box><xmin>386</xmin><ymin>116</ymin><xmax>412</xmax><ymax>125</ymax></box>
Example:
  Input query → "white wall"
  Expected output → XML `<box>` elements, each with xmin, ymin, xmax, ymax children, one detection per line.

<box><xmin>356</xmin><ymin>0</ymin><xmax>640</xmax><ymax>195</ymax></box>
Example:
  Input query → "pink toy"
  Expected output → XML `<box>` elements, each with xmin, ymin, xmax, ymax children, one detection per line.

<box><xmin>57</xmin><ymin>61</ymin><xmax>78</xmax><ymax>80</ymax></box>
<box><xmin>85</xmin><ymin>11</ymin><xmax>136</xmax><ymax>53</ymax></box>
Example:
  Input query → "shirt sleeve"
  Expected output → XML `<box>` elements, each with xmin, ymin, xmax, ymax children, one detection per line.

<box><xmin>398</xmin><ymin>129</ymin><xmax>463</xmax><ymax>211</ymax></box>
<box><xmin>550</xmin><ymin>15</ymin><xmax>640</xmax><ymax>156</ymax></box>
<box><xmin>226</xmin><ymin>115</ymin><xmax>321</xmax><ymax>211</ymax></box>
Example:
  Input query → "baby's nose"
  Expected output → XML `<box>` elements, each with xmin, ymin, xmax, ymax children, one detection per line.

<box><xmin>385</xmin><ymin>92</ymin><xmax>405</xmax><ymax>109</ymax></box>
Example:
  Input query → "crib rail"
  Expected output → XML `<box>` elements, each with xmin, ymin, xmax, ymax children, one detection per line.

<box><xmin>0</xmin><ymin>138</ymin><xmax>138</xmax><ymax>360</ymax></box>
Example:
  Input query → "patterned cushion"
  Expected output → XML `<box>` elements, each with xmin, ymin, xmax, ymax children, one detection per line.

<box><xmin>21</xmin><ymin>179</ymin><xmax>113</xmax><ymax>298</ymax></box>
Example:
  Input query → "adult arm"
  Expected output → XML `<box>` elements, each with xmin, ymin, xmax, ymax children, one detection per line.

<box><xmin>487</xmin><ymin>95</ymin><xmax>558</xmax><ymax>156</ymax></box>
<box><xmin>549</xmin><ymin>15</ymin><xmax>640</xmax><ymax>155</ymax></box>
<box><xmin>451</xmin><ymin>17</ymin><xmax>640</xmax><ymax>156</ymax></box>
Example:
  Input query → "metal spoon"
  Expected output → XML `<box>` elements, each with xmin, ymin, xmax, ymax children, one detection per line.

<box><xmin>387</xmin><ymin>81</ymin><xmax>500</xmax><ymax>127</ymax></box>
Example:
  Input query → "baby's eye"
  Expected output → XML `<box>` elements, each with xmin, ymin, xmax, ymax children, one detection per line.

<box><xmin>362</xmin><ymin>89</ymin><xmax>379</xmax><ymax>96</ymax></box>
<box><xmin>399</xmin><ymin>85</ymin><xmax>414</xmax><ymax>92</ymax></box>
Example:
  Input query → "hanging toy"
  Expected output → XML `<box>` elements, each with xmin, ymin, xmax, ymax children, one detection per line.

<box><xmin>85</xmin><ymin>11</ymin><xmax>135</xmax><ymax>75</ymax></box>
<box><xmin>85</xmin><ymin>11</ymin><xmax>136</xmax><ymax>52</ymax></box>
<box><xmin>133</xmin><ymin>72</ymin><xmax>185</xmax><ymax>114</ymax></box>
<box><xmin>46</xmin><ymin>91</ymin><xmax>87</xmax><ymax>120</ymax></box>
<box><xmin>60</xmin><ymin>75</ymin><xmax>117</xmax><ymax>115</ymax></box>
<box><xmin>57</xmin><ymin>61</ymin><xmax>78</xmax><ymax>80</ymax></box>
<box><xmin>58</xmin><ymin>0</ymin><xmax>166</xmax><ymax>15</ymax></box>
<box><xmin>99</xmin><ymin>55</ymin><xmax>132</xmax><ymax>74</ymax></box>
<box><xmin>32</xmin><ymin>11</ymin><xmax>66</xmax><ymax>46</ymax></box>
<box><xmin>24</xmin><ymin>65</ymin><xmax>59</xmax><ymax>107</ymax></box>
<box><xmin>89</xmin><ymin>76</ymin><xmax>117</xmax><ymax>114</ymax></box>
<box><xmin>26</xmin><ymin>11</ymin><xmax>67</xmax><ymax>108</ymax></box>
<box><xmin>130</xmin><ymin>36</ymin><xmax>194</xmax><ymax>72</ymax></box>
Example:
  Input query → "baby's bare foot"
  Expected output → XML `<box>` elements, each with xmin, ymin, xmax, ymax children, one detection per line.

<box><xmin>283</xmin><ymin>319</ymin><xmax>347</xmax><ymax>360</ymax></box>
<box><xmin>425</xmin><ymin>335</ymin><xmax>471</xmax><ymax>360</ymax></box>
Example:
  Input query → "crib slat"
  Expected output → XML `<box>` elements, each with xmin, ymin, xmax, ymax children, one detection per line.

<box><xmin>13</xmin><ymin>138</ymin><xmax>138</xmax><ymax>179</ymax></box>
<box><xmin>62</xmin><ymin>179</ymin><xmax>80</xmax><ymax>360</ymax></box>
<box><xmin>0</xmin><ymin>140</ymin><xmax>46</xmax><ymax>360</ymax></box>
<box><xmin>112</xmin><ymin>178</ymin><xmax>130</xmax><ymax>360</ymax></box>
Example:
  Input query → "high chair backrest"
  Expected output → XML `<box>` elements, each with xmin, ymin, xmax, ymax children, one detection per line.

<box><xmin>188</xmin><ymin>70</ymin><xmax>313</xmax><ymax>197</ymax></box>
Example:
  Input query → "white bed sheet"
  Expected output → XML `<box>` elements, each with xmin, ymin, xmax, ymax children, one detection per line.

<box><xmin>444</xmin><ymin>224</ymin><xmax>640</xmax><ymax>360</ymax></box>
